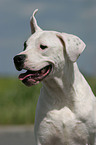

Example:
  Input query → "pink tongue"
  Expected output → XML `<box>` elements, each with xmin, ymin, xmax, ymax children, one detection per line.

<box><xmin>18</xmin><ymin>72</ymin><xmax>34</xmax><ymax>81</ymax></box>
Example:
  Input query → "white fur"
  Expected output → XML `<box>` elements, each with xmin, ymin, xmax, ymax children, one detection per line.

<box><xmin>18</xmin><ymin>10</ymin><xmax>96</xmax><ymax>145</ymax></box>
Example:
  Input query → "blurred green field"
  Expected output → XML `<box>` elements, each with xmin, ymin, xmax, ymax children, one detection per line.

<box><xmin>0</xmin><ymin>77</ymin><xmax>42</xmax><ymax>125</ymax></box>
<box><xmin>0</xmin><ymin>77</ymin><xmax>96</xmax><ymax>125</ymax></box>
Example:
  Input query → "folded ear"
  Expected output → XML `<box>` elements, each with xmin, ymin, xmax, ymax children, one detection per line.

<box><xmin>57</xmin><ymin>33</ymin><xmax>86</xmax><ymax>62</ymax></box>
<box><xmin>30</xmin><ymin>9</ymin><xmax>42</xmax><ymax>34</ymax></box>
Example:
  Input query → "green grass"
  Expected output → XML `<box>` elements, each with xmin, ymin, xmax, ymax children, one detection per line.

<box><xmin>86</xmin><ymin>77</ymin><xmax>96</xmax><ymax>96</ymax></box>
<box><xmin>0</xmin><ymin>77</ymin><xmax>96</xmax><ymax>125</ymax></box>
<box><xmin>0</xmin><ymin>77</ymin><xmax>42</xmax><ymax>125</ymax></box>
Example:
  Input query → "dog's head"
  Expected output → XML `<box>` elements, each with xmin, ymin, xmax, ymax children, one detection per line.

<box><xmin>13</xmin><ymin>9</ymin><xmax>86</xmax><ymax>87</ymax></box>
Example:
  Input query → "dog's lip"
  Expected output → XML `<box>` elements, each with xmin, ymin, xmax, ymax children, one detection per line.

<box><xmin>18</xmin><ymin>64</ymin><xmax>52</xmax><ymax>86</ymax></box>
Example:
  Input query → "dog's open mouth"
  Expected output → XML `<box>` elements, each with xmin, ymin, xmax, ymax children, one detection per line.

<box><xmin>18</xmin><ymin>65</ymin><xmax>52</xmax><ymax>86</ymax></box>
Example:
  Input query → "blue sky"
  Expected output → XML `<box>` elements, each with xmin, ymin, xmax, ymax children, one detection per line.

<box><xmin>0</xmin><ymin>0</ymin><xmax>96</xmax><ymax>76</ymax></box>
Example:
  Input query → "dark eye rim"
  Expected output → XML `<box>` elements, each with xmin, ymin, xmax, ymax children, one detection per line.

<box><xmin>40</xmin><ymin>44</ymin><xmax>48</xmax><ymax>50</ymax></box>
<box><xmin>23</xmin><ymin>41</ymin><xmax>27</xmax><ymax>51</ymax></box>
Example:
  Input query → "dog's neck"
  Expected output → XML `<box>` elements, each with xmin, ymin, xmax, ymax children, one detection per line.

<box><xmin>41</xmin><ymin>62</ymin><xmax>80</xmax><ymax>111</ymax></box>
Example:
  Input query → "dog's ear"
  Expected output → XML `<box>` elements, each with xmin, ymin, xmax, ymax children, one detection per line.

<box><xmin>57</xmin><ymin>33</ymin><xmax>86</xmax><ymax>62</ymax></box>
<box><xmin>30</xmin><ymin>9</ymin><xmax>42</xmax><ymax>34</ymax></box>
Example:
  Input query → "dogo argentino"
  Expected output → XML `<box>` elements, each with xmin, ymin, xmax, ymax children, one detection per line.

<box><xmin>14</xmin><ymin>9</ymin><xmax>96</xmax><ymax>145</ymax></box>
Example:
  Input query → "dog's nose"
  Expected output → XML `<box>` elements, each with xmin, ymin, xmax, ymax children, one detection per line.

<box><xmin>13</xmin><ymin>54</ymin><xmax>26</xmax><ymax>71</ymax></box>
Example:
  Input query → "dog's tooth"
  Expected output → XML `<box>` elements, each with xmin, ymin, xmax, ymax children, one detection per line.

<box><xmin>28</xmin><ymin>76</ymin><xmax>32</xmax><ymax>79</ymax></box>
<box><xmin>41</xmin><ymin>68</ymin><xmax>46</xmax><ymax>74</ymax></box>
<box><xmin>29</xmin><ymin>76</ymin><xmax>31</xmax><ymax>79</ymax></box>
<box><xmin>38</xmin><ymin>73</ymin><xmax>40</xmax><ymax>76</ymax></box>
<box><xmin>36</xmin><ymin>72</ymin><xmax>40</xmax><ymax>76</ymax></box>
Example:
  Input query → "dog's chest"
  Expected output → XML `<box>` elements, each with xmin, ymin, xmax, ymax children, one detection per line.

<box><xmin>37</xmin><ymin>107</ymin><xmax>88</xmax><ymax>145</ymax></box>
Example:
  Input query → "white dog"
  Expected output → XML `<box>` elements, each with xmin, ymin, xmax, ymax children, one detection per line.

<box><xmin>14</xmin><ymin>9</ymin><xmax>96</xmax><ymax>145</ymax></box>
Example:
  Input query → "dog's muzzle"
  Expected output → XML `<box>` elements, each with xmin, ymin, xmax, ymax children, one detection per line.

<box><xmin>13</xmin><ymin>54</ymin><xmax>26</xmax><ymax>71</ymax></box>
<box><xmin>13</xmin><ymin>54</ymin><xmax>52</xmax><ymax>87</ymax></box>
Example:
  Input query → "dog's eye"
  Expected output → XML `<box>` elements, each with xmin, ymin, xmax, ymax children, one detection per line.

<box><xmin>40</xmin><ymin>44</ymin><xmax>48</xmax><ymax>50</ymax></box>
<box><xmin>23</xmin><ymin>41</ymin><xmax>27</xmax><ymax>51</ymax></box>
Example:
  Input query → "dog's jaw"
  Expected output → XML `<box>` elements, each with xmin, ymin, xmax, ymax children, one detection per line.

<box><xmin>18</xmin><ymin>64</ymin><xmax>52</xmax><ymax>86</ymax></box>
